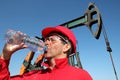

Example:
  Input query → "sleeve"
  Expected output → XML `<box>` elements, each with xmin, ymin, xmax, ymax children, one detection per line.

<box><xmin>10</xmin><ymin>70</ymin><xmax>42</xmax><ymax>80</ymax></box>
<box><xmin>0</xmin><ymin>58</ymin><xmax>43</xmax><ymax>80</ymax></box>
<box><xmin>0</xmin><ymin>58</ymin><xmax>10</xmax><ymax>80</ymax></box>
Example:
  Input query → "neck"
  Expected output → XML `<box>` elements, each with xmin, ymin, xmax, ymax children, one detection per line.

<box><xmin>49</xmin><ymin>58</ymin><xmax>56</xmax><ymax>70</ymax></box>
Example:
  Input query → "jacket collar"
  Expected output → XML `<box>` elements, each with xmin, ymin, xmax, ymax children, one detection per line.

<box><xmin>42</xmin><ymin>58</ymin><xmax>69</xmax><ymax>69</ymax></box>
<box><xmin>54</xmin><ymin>58</ymin><xmax>69</xmax><ymax>69</ymax></box>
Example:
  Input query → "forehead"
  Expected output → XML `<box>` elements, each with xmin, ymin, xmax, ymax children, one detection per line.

<box><xmin>46</xmin><ymin>32</ymin><xmax>63</xmax><ymax>38</ymax></box>
<box><xmin>45</xmin><ymin>32</ymin><xmax>70</xmax><ymax>43</ymax></box>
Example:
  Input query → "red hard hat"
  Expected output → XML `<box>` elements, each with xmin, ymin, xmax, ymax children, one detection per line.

<box><xmin>42</xmin><ymin>26</ymin><xmax>76</xmax><ymax>53</ymax></box>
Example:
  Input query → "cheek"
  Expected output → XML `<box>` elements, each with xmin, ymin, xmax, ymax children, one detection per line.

<box><xmin>49</xmin><ymin>44</ymin><xmax>61</xmax><ymax>55</ymax></box>
<box><xmin>45</xmin><ymin>43</ymin><xmax>64</xmax><ymax>58</ymax></box>
<box><xmin>52</xmin><ymin>43</ymin><xmax>64</xmax><ymax>52</ymax></box>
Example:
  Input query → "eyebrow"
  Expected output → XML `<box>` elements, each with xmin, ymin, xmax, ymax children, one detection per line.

<box><xmin>48</xmin><ymin>33</ymin><xmax>69</xmax><ymax>43</ymax></box>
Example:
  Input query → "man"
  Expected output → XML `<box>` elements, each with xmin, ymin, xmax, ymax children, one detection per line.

<box><xmin>0</xmin><ymin>26</ymin><xmax>92</xmax><ymax>80</ymax></box>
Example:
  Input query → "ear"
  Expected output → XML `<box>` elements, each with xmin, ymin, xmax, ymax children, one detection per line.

<box><xmin>63</xmin><ymin>44</ymin><xmax>71</xmax><ymax>53</ymax></box>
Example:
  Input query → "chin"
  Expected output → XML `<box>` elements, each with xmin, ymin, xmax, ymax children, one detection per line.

<box><xmin>44</xmin><ymin>54</ymin><xmax>52</xmax><ymax>58</ymax></box>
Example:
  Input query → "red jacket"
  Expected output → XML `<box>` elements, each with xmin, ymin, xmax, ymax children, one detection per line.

<box><xmin>0</xmin><ymin>58</ymin><xmax>92</xmax><ymax>80</ymax></box>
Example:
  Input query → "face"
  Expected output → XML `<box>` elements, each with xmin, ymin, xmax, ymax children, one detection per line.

<box><xmin>44</xmin><ymin>33</ymin><xmax>70</xmax><ymax>59</ymax></box>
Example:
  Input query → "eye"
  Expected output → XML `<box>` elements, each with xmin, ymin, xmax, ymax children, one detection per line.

<box><xmin>44</xmin><ymin>37</ymin><xmax>50</xmax><ymax>42</ymax></box>
<box><xmin>45</xmin><ymin>37</ymin><xmax>55</xmax><ymax>42</ymax></box>
<box><xmin>50</xmin><ymin>37</ymin><xmax>56</xmax><ymax>42</ymax></box>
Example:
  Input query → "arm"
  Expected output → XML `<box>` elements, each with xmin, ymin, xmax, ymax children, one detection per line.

<box><xmin>0</xmin><ymin>43</ymin><xmax>26</xmax><ymax>79</ymax></box>
<box><xmin>0</xmin><ymin>58</ymin><xmax>42</xmax><ymax>80</ymax></box>
<box><xmin>0</xmin><ymin>58</ymin><xmax>10</xmax><ymax>80</ymax></box>
<box><xmin>0</xmin><ymin>43</ymin><xmax>44</xmax><ymax>80</ymax></box>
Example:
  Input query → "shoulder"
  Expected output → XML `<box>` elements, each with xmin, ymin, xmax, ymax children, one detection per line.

<box><xmin>68</xmin><ymin>66</ymin><xmax>86</xmax><ymax>73</ymax></box>
<box><xmin>68</xmin><ymin>66</ymin><xmax>93</xmax><ymax>80</ymax></box>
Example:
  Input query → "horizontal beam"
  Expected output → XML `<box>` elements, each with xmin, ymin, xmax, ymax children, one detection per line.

<box><xmin>60</xmin><ymin>15</ymin><xmax>87</xmax><ymax>29</ymax></box>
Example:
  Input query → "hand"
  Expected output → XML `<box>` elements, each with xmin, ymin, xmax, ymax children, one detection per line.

<box><xmin>1</xmin><ymin>42</ymin><xmax>27</xmax><ymax>60</ymax></box>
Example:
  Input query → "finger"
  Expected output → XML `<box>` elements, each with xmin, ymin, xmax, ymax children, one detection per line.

<box><xmin>19</xmin><ymin>43</ymin><xmax>27</xmax><ymax>49</ymax></box>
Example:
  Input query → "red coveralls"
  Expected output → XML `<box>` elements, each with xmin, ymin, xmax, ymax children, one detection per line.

<box><xmin>0</xmin><ymin>58</ymin><xmax>92</xmax><ymax>80</ymax></box>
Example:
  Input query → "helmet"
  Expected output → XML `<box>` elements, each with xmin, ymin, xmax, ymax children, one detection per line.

<box><xmin>42</xmin><ymin>26</ymin><xmax>76</xmax><ymax>53</ymax></box>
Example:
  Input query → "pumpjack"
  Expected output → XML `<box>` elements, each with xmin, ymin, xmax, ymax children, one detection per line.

<box><xmin>20</xmin><ymin>2</ymin><xmax>118</xmax><ymax>80</ymax></box>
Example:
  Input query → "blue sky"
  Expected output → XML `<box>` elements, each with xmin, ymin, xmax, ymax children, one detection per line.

<box><xmin>0</xmin><ymin>0</ymin><xmax>120</xmax><ymax>80</ymax></box>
